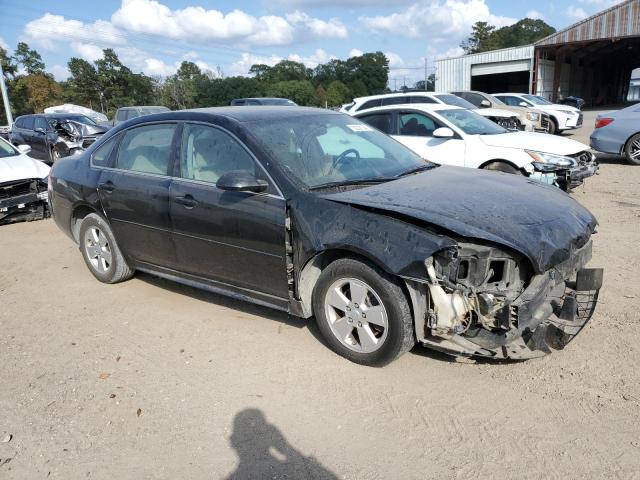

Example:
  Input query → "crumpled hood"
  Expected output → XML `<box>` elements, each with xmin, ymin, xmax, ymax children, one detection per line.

<box><xmin>479</xmin><ymin>131</ymin><xmax>589</xmax><ymax>155</ymax></box>
<box><xmin>322</xmin><ymin>166</ymin><xmax>597</xmax><ymax>273</ymax></box>
<box><xmin>0</xmin><ymin>154</ymin><xmax>50</xmax><ymax>184</ymax></box>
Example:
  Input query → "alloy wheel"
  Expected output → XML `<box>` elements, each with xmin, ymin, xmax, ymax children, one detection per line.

<box><xmin>324</xmin><ymin>278</ymin><xmax>388</xmax><ymax>353</ymax></box>
<box><xmin>84</xmin><ymin>226</ymin><xmax>113</xmax><ymax>274</ymax></box>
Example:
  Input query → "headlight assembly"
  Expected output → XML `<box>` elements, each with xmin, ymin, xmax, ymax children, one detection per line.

<box><xmin>526</xmin><ymin>150</ymin><xmax>577</xmax><ymax>171</ymax></box>
<box><xmin>526</xmin><ymin>112</ymin><xmax>540</xmax><ymax>121</ymax></box>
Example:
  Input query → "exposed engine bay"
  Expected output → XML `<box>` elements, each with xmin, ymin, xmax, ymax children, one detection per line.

<box><xmin>413</xmin><ymin>240</ymin><xmax>602</xmax><ymax>359</ymax></box>
<box><xmin>0</xmin><ymin>178</ymin><xmax>49</xmax><ymax>225</ymax></box>
<box><xmin>49</xmin><ymin>119</ymin><xmax>106</xmax><ymax>158</ymax></box>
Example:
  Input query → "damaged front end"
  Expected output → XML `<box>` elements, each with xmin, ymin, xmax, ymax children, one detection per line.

<box><xmin>51</xmin><ymin>120</ymin><xmax>105</xmax><ymax>158</ymax></box>
<box><xmin>0</xmin><ymin>178</ymin><xmax>50</xmax><ymax>225</ymax></box>
<box><xmin>414</xmin><ymin>240</ymin><xmax>602</xmax><ymax>359</ymax></box>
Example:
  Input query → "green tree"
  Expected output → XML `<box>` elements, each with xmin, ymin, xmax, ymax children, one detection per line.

<box><xmin>67</xmin><ymin>57</ymin><xmax>100</xmax><ymax>108</ymax></box>
<box><xmin>13</xmin><ymin>42</ymin><xmax>45</xmax><ymax>75</ymax></box>
<box><xmin>0</xmin><ymin>46</ymin><xmax>17</xmax><ymax>78</ymax></box>
<box><xmin>460</xmin><ymin>22</ymin><xmax>496</xmax><ymax>54</ymax></box>
<box><xmin>249</xmin><ymin>60</ymin><xmax>311</xmax><ymax>83</ymax></box>
<box><xmin>14</xmin><ymin>74</ymin><xmax>62</xmax><ymax>112</ymax></box>
<box><xmin>325</xmin><ymin>80</ymin><xmax>351</xmax><ymax>107</ymax></box>
<box><xmin>267</xmin><ymin>80</ymin><xmax>315</xmax><ymax>105</ymax></box>
<box><xmin>314</xmin><ymin>84</ymin><xmax>327</xmax><ymax>107</ymax></box>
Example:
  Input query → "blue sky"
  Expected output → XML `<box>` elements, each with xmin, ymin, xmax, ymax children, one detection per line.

<box><xmin>0</xmin><ymin>0</ymin><xmax>621</xmax><ymax>86</ymax></box>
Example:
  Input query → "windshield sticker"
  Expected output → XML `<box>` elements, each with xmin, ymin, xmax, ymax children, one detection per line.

<box><xmin>346</xmin><ymin>124</ymin><xmax>374</xmax><ymax>132</ymax></box>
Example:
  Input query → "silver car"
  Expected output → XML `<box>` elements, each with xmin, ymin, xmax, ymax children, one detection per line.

<box><xmin>590</xmin><ymin>103</ymin><xmax>640</xmax><ymax>165</ymax></box>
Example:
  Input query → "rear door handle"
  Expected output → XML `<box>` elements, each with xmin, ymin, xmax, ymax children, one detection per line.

<box><xmin>99</xmin><ymin>181</ymin><xmax>115</xmax><ymax>193</ymax></box>
<box><xmin>174</xmin><ymin>194</ymin><xmax>198</xmax><ymax>209</ymax></box>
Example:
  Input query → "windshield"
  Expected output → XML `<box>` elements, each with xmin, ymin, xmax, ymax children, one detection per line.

<box><xmin>435</xmin><ymin>94</ymin><xmax>476</xmax><ymax>109</ymax></box>
<box><xmin>438</xmin><ymin>108</ymin><xmax>508</xmax><ymax>135</ymax></box>
<box><xmin>523</xmin><ymin>94</ymin><xmax>552</xmax><ymax>105</ymax></box>
<box><xmin>259</xmin><ymin>99</ymin><xmax>297</xmax><ymax>106</ymax></box>
<box><xmin>65</xmin><ymin>115</ymin><xmax>96</xmax><ymax>125</ymax></box>
<box><xmin>249</xmin><ymin>113</ymin><xmax>431</xmax><ymax>189</ymax></box>
<box><xmin>0</xmin><ymin>137</ymin><xmax>18</xmax><ymax>157</ymax></box>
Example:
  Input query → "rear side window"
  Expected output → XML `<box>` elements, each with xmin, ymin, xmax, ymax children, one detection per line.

<box><xmin>23</xmin><ymin>117</ymin><xmax>35</xmax><ymax>130</ymax></box>
<box><xmin>357</xmin><ymin>99</ymin><xmax>382</xmax><ymax>111</ymax></box>
<box><xmin>92</xmin><ymin>135</ymin><xmax>119</xmax><ymax>167</ymax></box>
<box><xmin>381</xmin><ymin>97</ymin><xmax>408</xmax><ymax>106</ymax></box>
<box><xmin>460</xmin><ymin>92</ymin><xmax>484</xmax><ymax>107</ymax></box>
<box><xmin>116</xmin><ymin>124</ymin><xmax>177</xmax><ymax>175</ymax></box>
<box><xmin>409</xmin><ymin>96</ymin><xmax>437</xmax><ymax>104</ymax></box>
<box><xmin>358</xmin><ymin>113</ymin><xmax>393</xmax><ymax>134</ymax></box>
<box><xmin>180</xmin><ymin>124</ymin><xmax>256</xmax><ymax>184</ymax></box>
<box><xmin>14</xmin><ymin>118</ymin><xmax>24</xmax><ymax>128</ymax></box>
<box><xmin>115</xmin><ymin>110</ymin><xmax>128</xmax><ymax>121</ymax></box>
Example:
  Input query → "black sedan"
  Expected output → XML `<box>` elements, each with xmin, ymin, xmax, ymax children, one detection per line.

<box><xmin>49</xmin><ymin>107</ymin><xmax>603</xmax><ymax>366</ymax></box>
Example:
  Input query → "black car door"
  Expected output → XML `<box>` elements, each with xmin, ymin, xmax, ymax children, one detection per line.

<box><xmin>20</xmin><ymin>116</ymin><xmax>37</xmax><ymax>157</ymax></box>
<box><xmin>33</xmin><ymin>116</ymin><xmax>50</xmax><ymax>159</ymax></box>
<box><xmin>170</xmin><ymin>122</ymin><xmax>288</xmax><ymax>300</ymax></box>
<box><xmin>96</xmin><ymin>122</ymin><xmax>179</xmax><ymax>269</ymax></box>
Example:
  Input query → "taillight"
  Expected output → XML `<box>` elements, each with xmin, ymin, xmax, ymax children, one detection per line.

<box><xmin>595</xmin><ymin>118</ymin><xmax>613</xmax><ymax>129</ymax></box>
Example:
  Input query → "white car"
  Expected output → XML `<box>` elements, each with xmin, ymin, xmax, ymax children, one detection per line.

<box><xmin>0</xmin><ymin>137</ymin><xmax>50</xmax><ymax>225</ymax></box>
<box><xmin>493</xmin><ymin>93</ymin><xmax>583</xmax><ymax>135</ymax></box>
<box><xmin>352</xmin><ymin>104</ymin><xmax>597</xmax><ymax>191</ymax></box>
<box><xmin>341</xmin><ymin>92</ymin><xmax>522</xmax><ymax>130</ymax></box>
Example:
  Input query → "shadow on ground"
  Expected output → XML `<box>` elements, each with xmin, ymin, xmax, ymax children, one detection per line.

<box><xmin>224</xmin><ymin>408</ymin><xmax>338</xmax><ymax>479</ymax></box>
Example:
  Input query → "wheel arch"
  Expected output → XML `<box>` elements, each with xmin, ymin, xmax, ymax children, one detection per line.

<box><xmin>479</xmin><ymin>159</ymin><xmax>522</xmax><ymax>171</ymax></box>
<box><xmin>70</xmin><ymin>204</ymin><xmax>104</xmax><ymax>243</ymax></box>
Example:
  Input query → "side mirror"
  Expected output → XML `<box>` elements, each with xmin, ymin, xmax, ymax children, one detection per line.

<box><xmin>35</xmin><ymin>127</ymin><xmax>46</xmax><ymax>134</ymax></box>
<box><xmin>17</xmin><ymin>144</ymin><xmax>31</xmax><ymax>154</ymax></box>
<box><xmin>433</xmin><ymin>127</ymin><xmax>455</xmax><ymax>139</ymax></box>
<box><xmin>480</xmin><ymin>99</ymin><xmax>491</xmax><ymax>108</ymax></box>
<box><xmin>519</xmin><ymin>102</ymin><xmax>528</xmax><ymax>107</ymax></box>
<box><xmin>216</xmin><ymin>171</ymin><xmax>268</xmax><ymax>193</ymax></box>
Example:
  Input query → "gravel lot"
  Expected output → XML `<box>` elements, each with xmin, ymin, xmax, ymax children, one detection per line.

<box><xmin>1</xmin><ymin>110</ymin><xmax>639</xmax><ymax>479</ymax></box>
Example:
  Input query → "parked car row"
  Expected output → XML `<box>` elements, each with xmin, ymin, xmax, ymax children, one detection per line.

<box><xmin>48</xmin><ymin>106</ymin><xmax>603</xmax><ymax>366</ymax></box>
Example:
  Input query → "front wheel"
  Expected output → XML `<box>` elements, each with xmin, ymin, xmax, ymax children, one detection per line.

<box><xmin>312</xmin><ymin>258</ymin><xmax>415</xmax><ymax>366</ymax></box>
<box><xmin>548</xmin><ymin>117</ymin><xmax>558</xmax><ymax>135</ymax></box>
<box><xmin>624</xmin><ymin>133</ymin><xmax>640</xmax><ymax>165</ymax></box>
<box><xmin>79</xmin><ymin>213</ymin><xmax>134</xmax><ymax>284</ymax></box>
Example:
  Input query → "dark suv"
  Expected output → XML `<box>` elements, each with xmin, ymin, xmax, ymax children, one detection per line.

<box><xmin>10</xmin><ymin>114</ymin><xmax>108</xmax><ymax>164</ymax></box>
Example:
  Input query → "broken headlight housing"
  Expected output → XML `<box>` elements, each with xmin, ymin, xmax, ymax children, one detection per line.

<box><xmin>526</xmin><ymin>150</ymin><xmax>577</xmax><ymax>172</ymax></box>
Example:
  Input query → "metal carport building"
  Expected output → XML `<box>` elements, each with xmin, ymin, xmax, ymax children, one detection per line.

<box><xmin>436</xmin><ymin>0</ymin><xmax>640</xmax><ymax>106</ymax></box>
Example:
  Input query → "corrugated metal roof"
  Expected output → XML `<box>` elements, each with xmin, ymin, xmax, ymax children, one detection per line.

<box><xmin>535</xmin><ymin>0</ymin><xmax>640</xmax><ymax>46</ymax></box>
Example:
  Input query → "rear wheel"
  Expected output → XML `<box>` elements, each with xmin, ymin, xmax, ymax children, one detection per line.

<box><xmin>624</xmin><ymin>133</ymin><xmax>640</xmax><ymax>165</ymax></box>
<box><xmin>483</xmin><ymin>161</ymin><xmax>521</xmax><ymax>175</ymax></box>
<box><xmin>312</xmin><ymin>258</ymin><xmax>415</xmax><ymax>366</ymax></box>
<box><xmin>79</xmin><ymin>213</ymin><xmax>134</xmax><ymax>284</ymax></box>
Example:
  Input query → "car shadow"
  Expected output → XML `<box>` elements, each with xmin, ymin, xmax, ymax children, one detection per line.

<box><xmin>223</xmin><ymin>408</ymin><xmax>338</xmax><ymax>480</ymax></box>
<box><xmin>593</xmin><ymin>153</ymin><xmax>628</xmax><ymax>165</ymax></box>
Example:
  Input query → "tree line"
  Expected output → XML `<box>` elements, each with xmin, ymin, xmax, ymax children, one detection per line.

<box><xmin>460</xmin><ymin>18</ymin><xmax>556</xmax><ymax>54</ymax></box>
<box><xmin>0</xmin><ymin>42</ymin><xmax>390</xmax><ymax>123</ymax></box>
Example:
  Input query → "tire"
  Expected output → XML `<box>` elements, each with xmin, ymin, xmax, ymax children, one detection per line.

<box><xmin>312</xmin><ymin>258</ymin><xmax>415</xmax><ymax>366</ymax></box>
<box><xmin>78</xmin><ymin>213</ymin><xmax>134</xmax><ymax>284</ymax></box>
<box><xmin>624</xmin><ymin>133</ymin><xmax>640</xmax><ymax>166</ymax></box>
<box><xmin>483</xmin><ymin>161</ymin><xmax>521</xmax><ymax>175</ymax></box>
<box><xmin>548</xmin><ymin>117</ymin><xmax>558</xmax><ymax>135</ymax></box>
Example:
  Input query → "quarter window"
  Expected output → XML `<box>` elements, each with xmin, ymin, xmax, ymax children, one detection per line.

<box><xmin>398</xmin><ymin>112</ymin><xmax>440</xmax><ymax>137</ymax></box>
<box><xmin>116</xmin><ymin>124</ymin><xmax>177</xmax><ymax>175</ymax></box>
<box><xmin>92</xmin><ymin>135</ymin><xmax>119</xmax><ymax>167</ymax></box>
<box><xmin>180</xmin><ymin>124</ymin><xmax>256</xmax><ymax>184</ymax></box>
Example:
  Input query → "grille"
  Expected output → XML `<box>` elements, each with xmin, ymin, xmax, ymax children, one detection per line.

<box><xmin>540</xmin><ymin>114</ymin><xmax>550</xmax><ymax>130</ymax></box>
<box><xmin>0</xmin><ymin>180</ymin><xmax>35</xmax><ymax>200</ymax></box>
<box><xmin>575</xmin><ymin>289</ymin><xmax>599</xmax><ymax>325</ymax></box>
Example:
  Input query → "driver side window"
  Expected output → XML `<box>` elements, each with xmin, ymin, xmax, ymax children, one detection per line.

<box><xmin>180</xmin><ymin>123</ymin><xmax>260</xmax><ymax>185</ymax></box>
<box><xmin>398</xmin><ymin>112</ymin><xmax>440</xmax><ymax>137</ymax></box>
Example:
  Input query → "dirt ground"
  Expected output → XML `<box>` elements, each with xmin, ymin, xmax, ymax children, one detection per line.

<box><xmin>1</xmin><ymin>110</ymin><xmax>639</xmax><ymax>479</ymax></box>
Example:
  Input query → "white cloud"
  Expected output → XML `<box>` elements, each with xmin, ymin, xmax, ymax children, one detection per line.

<box><xmin>71</xmin><ymin>43</ymin><xmax>104</xmax><ymax>62</ymax></box>
<box><xmin>0</xmin><ymin>37</ymin><xmax>8</xmax><ymax>50</ymax></box>
<box><xmin>526</xmin><ymin>10</ymin><xmax>544</xmax><ymax>20</ymax></box>
<box><xmin>111</xmin><ymin>0</ymin><xmax>347</xmax><ymax>47</ymax></box>
<box><xmin>435</xmin><ymin>46</ymin><xmax>465</xmax><ymax>59</ymax></box>
<box><xmin>50</xmin><ymin>65</ymin><xmax>70</xmax><ymax>81</ymax></box>
<box><xmin>228</xmin><ymin>48</ymin><xmax>336</xmax><ymax>76</ymax></box>
<box><xmin>288</xmin><ymin>48</ymin><xmax>335</xmax><ymax>68</ymax></box>
<box><xmin>566</xmin><ymin>6</ymin><xmax>588</xmax><ymax>21</ymax></box>
<box><xmin>349</xmin><ymin>48</ymin><xmax>364</xmax><ymax>57</ymax></box>
<box><xmin>360</xmin><ymin>0</ymin><xmax>515</xmax><ymax>42</ymax></box>
<box><xmin>23</xmin><ymin>13</ymin><xmax>126</xmax><ymax>51</ymax></box>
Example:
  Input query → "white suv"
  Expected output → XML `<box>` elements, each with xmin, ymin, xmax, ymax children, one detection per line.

<box><xmin>352</xmin><ymin>104</ymin><xmax>597</xmax><ymax>191</ymax></box>
<box><xmin>341</xmin><ymin>92</ymin><xmax>521</xmax><ymax>130</ymax></box>
<box><xmin>493</xmin><ymin>93</ymin><xmax>583</xmax><ymax>135</ymax></box>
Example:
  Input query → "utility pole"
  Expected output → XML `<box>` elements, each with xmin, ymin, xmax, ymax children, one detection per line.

<box><xmin>0</xmin><ymin>60</ymin><xmax>13</xmax><ymax>127</ymax></box>
<box><xmin>424</xmin><ymin>58</ymin><xmax>428</xmax><ymax>91</ymax></box>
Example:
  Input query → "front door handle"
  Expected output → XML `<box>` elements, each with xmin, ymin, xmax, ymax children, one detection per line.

<box><xmin>99</xmin><ymin>181</ymin><xmax>115</xmax><ymax>193</ymax></box>
<box><xmin>174</xmin><ymin>194</ymin><xmax>198</xmax><ymax>209</ymax></box>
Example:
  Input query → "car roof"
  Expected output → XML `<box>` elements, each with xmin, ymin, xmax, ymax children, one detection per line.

<box><xmin>119</xmin><ymin>105</ymin><xmax>169</xmax><ymax>110</ymax></box>
<box><xmin>119</xmin><ymin>106</ymin><xmax>341</xmax><ymax>126</ymax></box>
<box><xmin>354</xmin><ymin>104</ymin><xmax>463</xmax><ymax>115</ymax></box>
<box><xmin>233</xmin><ymin>97</ymin><xmax>291</xmax><ymax>101</ymax></box>
<box><xmin>353</xmin><ymin>91</ymin><xmax>451</xmax><ymax>102</ymax></box>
